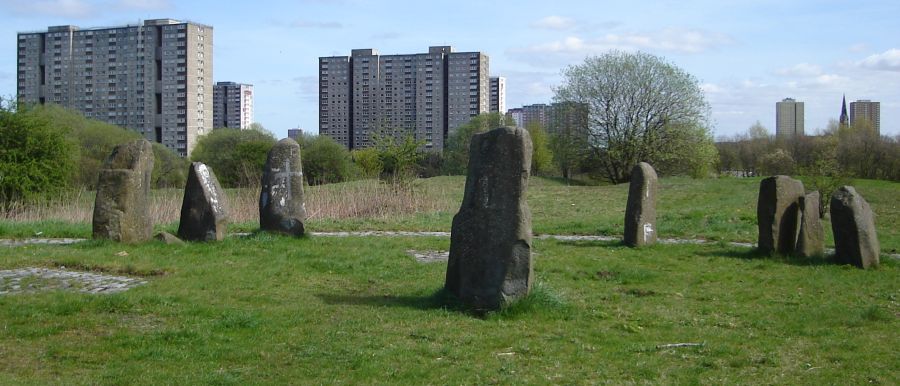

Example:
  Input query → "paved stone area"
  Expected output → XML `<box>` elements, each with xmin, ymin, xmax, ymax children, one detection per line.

<box><xmin>407</xmin><ymin>250</ymin><xmax>449</xmax><ymax>263</ymax></box>
<box><xmin>0</xmin><ymin>267</ymin><xmax>147</xmax><ymax>295</ymax></box>
<box><xmin>0</xmin><ymin>238</ymin><xmax>85</xmax><ymax>247</ymax></box>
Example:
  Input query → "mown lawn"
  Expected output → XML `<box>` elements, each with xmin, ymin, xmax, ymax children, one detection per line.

<box><xmin>0</xmin><ymin>234</ymin><xmax>898</xmax><ymax>384</ymax></box>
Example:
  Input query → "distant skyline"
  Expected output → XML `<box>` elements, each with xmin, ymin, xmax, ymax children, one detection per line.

<box><xmin>2</xmin><ymin>0</ymin><xmax>898</xmax><ymax>140</ymax></box>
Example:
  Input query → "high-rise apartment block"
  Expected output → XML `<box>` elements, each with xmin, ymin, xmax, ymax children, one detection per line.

<box><xmin>213</xmin><ymin>81</ymin><xmax>253</xmax><ymax>129</ymax></box>
<box><xmin>287</xmin><ymin>128</ymin><xmax>303</xmax><ymax>141</ymax></box>
<box><xmin>319</xmin><ymin>46</ymin><xmax>490</xmax><ymax>151</ymax></box>
<box><xmin>775</xmin><ymin>98</ymin><xmax>804</xmax><ymax>139</ymax></box>
<box><xmin>507</xmin><ymin>107</ymin><xmax>524</xmax><ymax>128</ymax></box>
<box><xmin>16</xmin><ymin>19</ymin><xmax>213</xmax><ymax>156</ymax></box>
<box><xmin>490</xmin><ymin>76</ymin><xmax>506</xmax><ymax>114</ymax></box>
<box><xmin>849</xmin><ymin>99</ymin><xmax>881</xmax><ymax>135</ymax></box>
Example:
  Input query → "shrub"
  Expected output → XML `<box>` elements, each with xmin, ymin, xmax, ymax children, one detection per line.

<box><xmin>191</xmin><ymin>128</ymin><xmax>276</xmax><ymax>188</ymax></box>
<box><xmin>299</xmin><ymin>134</ymin><xmax>352</xmax><ymax>185</ymax></box>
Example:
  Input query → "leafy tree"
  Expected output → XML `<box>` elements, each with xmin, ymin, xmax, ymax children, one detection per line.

<box><xmin>191</xmin><ymin>128</ymin><xmax>276</xmax><ymax>188</ymax></box>
<box><xmin>151</xmin><ymin>142</ymin><xmax>189</xmax><ymax>188</ymax></box>
<box><xmin>351</xmin><ymin>148</ymin><xmax>383</xmax><ymax>179</ymax></box>
<box><xmin>443</xmin><ymin>113</ymin><xmax>512</xmax><ymax>175</ymax></box>
<box><xmin>371</xmin><ymin>129</ymin><xmax>424</xmax><ymax>183</ymax></box>
<box><xmin>526</xmin><ymin>121</ymin><xmax>553</xmax><ymax>175</ymax></box>
<box><xmin>298</xmin><ymin>134</ymin><xmax>352</xmax><ymax>185</ymax></box>
<box><xmin>554</xmin><ymin>51</ymin><xmax>713</xmax><ymax>183</ymax></box>
<box><xmin>0</xmin><ymin>101</ymin><xmax>74</xmax><ymax>206</ymax></box>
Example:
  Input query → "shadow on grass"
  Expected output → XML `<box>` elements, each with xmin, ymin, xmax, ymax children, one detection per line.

<box><xmin>695</xmin><ymin>246</ymin><xmax>841</xmax><ymax>267</ymax></box>
<box><xmin>317</xmin><ymin>283</ymin><xmax>573</xmax><ymax>320</ymax></box>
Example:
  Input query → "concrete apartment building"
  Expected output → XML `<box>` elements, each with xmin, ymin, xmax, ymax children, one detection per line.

<box><xmin>775</xmin><ymin>98</ymin><xmax>804</xmax><ymax>139</ymax></box>
<box><xmin>213</xmin><ymin>81</ymin><xmax>253</xmax><ymax>129</ymax></box>
<box><xmin>849</xmin><ymin>99</ymin><xmax>881</xmax><ymax>135</ymax></box>
<box><xmin>16</xmin><ymin>19</ymin><xmax>213</xmax><ymax>156</ymax></box>
<box><xmin>319</xmin><ymin>46</ymin><xmax>490</xmax><ymax>151</ymax></box>
<box><xmin>507</xmin><ymin>102</ymin><xmax>588</xmax><ymax>135</ymax></box>
<box><xmin>490</xmin><ymin>76</ymin><xmax>506</xmax><ymax>114</ymax></box>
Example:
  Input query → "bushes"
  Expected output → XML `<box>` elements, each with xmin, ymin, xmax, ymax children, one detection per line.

<box><xmin>299</xmin><ymin>134</ymin><xmax>352</xmax><ymax>185</ymax></box>
<box><xmin>191</xmin><ymin>128</ymin><xmax>276</xmax><ymax>188</ymax></box>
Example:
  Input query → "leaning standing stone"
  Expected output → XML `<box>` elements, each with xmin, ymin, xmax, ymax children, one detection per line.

<box><xmin>795</xmin><ymin>191</ymin><xmax>825</xmax><ymax>258</ymax></box>
<box><xmin>757</xmin><ymin>175</ymin><xmax>804</xmax><ymax>255</ymax></box>
<box><xmin>177</xmin><ymin>162</ymin><xmax>229</xmax><ymax>242</ymax></box>
<box><xmin>623</xmin><ymin>162</ymin><xmax>658</xmax><ymax>247</ymax></box>
<box><xmin>830</xmin><ymin>186</ymin><xmax>880</xmax><ymax>269</ymax></box>
<box><xmin>445</xmin><ymin>127</ymin><xmax>533</xmax><ymax>311</ymax></box>
<box><xmin>259</xmin><ymin>138</ymin><xmax>306</xmax><ymax>236</ymax></box>
<box><xmin>92</xmin><ymin>139</ymin><xmax>154</xmax><ymax>243</ymax></box>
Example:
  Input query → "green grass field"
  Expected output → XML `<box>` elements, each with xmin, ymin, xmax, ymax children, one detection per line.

<box><xmin>1</xmin><ymin>176</ymin><xmax>898</xmax><ymax>384</ymax></box>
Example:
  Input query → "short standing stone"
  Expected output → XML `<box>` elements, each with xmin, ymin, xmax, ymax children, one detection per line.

<box><xmin>92</xmin><ymin>139</ymin><xmax>154</xmax><ymax>243</ymax></box>
<box><xmin>757</xmin><ymin>175</ymin><xmax>804</xmax><ymax>255</ymax></box>
<box><xmin>445</xmin><ymin>127</ymin><xmax>533</xmax><ymax>311</ymax></box>
<box><xmin>795</xmin><ymin>191</ymin><xmax>825</xmax><ymax>257</ymax></box>
<box><xmin>623</xmin><ymin>162</ymin><xmax>658</xmax><ymax>247</ymax></box>
<box><xmin>177</xmin><ymin>162</ymin><xmax>229</xmax><ymax>242</ymax></box>
<box><xmin>259</xmin><ymin>138</ymin><xmax>306</xmax><ymax>236</ymax></box>
<box><xmin>830</xmin><ymin>186</ymin><xmax>880</xmax><ymax>268</ymax></box>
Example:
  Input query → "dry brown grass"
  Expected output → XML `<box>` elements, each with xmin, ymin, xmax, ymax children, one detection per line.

<box><xmin>1</xmin><ymin>179</ymin><xmax>458</xmax><ymax>225</ymax></box>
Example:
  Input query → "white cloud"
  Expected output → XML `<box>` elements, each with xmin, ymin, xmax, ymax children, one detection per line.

<box><xmin>700</xmin><ymin>83</ymin><xmax>723</xmax><ymax>94</ymax></box>
<box><xmin>514</xmin><ymin>28</ymin><xmax>732</xmax><ymax>59</ymax></box>
<box><xmin>530</xmin><ymin>16</ymin><xmax>576</xmax><ymax>30</ymax></box>
<box><xmin>775</xmin><ymin>63</ymin><xmax>822</xmax><ymax>77</ymax></box>
<box><xmin>858</xmin><ymin>48</ymin><xmax>900</xmax><ymax>72</ymax></box>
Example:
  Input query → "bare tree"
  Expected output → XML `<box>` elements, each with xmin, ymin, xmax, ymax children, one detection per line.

<box><xmin>555</xmin><ymin>51</ymin><xmax>714</xmax><ymax>183</ymax></box>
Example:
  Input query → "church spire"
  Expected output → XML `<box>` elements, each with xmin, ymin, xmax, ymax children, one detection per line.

<box><xmin>839</xmin><ymin>94</ymin><xmax>849</xmax><ymax>127</ymax></box>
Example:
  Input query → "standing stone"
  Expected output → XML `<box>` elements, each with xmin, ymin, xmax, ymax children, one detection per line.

<box><xmin>830</xmin><ymin>186</ymin><xmax>880</xmax><ymax>269</ymax></box>
<box><xmin>795</xmin><ymin>191</ymin><xmax>825</xmax><ymax>257</ymax></box>
<box><xmin>757</xmin><ymin>175</ymin><xmax>804</xmax><ymax>255</ymax></box>
<box><xmin>445</xmin><ymin>127</ymin><xmax>533</xmax><ymax>310</ymax></box>
<box><xmin>177</xmin><ymin>162</ymin><xmax>229</xmax><ymax>242</ymax></box>
<box><xmin>259</xmin><ymin>138</ymin><xmax>306</xmax><ymax>236</ymax></box>
<box><xmin>92</xmin><ymin>139</ymin><xmax>154</xmax><ymax>243</ymax></box>
<box><xmin>623</xmin><ymin>162</ymin><xmax>658</xmax><ymax>247</ymax></box>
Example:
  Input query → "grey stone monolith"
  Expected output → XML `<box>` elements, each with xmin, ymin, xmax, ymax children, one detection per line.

<box><xmin>92</xmin><ymin>139</ymin><xmax>154</xmax><ymax>243</ymax></box>
<box><xmin>177</xmin><ymin>162</ymin><xmax>229</xmax><ymax>242</ymax></box>
<box><xmin>445</xmin><ymin>127</ymin><xmax>533</xmax><ymax>311</ymax></box>
<box><xmin>154</xmin><ymin>231</ymin><xmax>184</xmax><ymax>245</ymax></box>
<box><xmin>259</xmin><ymin>138</ymin><xmax>306</xmax><ymax>236</ymax></box>
<box><xmin>757</xmin><ymin>175</ymin><xmax>805</xmax><ymax>255</ymax></box>
<box><xmin>624</xmin><ymin>162</ymin><xmax>658</xmax><ymax>247</ymax></box>
<box><xmin>795</xmin><ymin>191</ymin><xmax>825</xmax><ymax>258</ymax></box>
<box><xmin>830</xmin><ymin>186</ymin><xmax>880</xmax><ymax>269</ymax></box>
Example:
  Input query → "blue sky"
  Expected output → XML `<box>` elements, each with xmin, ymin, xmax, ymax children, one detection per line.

<box><xmin>2</xmin><ymin>0</ymin><xmax>899</xmax><ymax>140</ymax></box>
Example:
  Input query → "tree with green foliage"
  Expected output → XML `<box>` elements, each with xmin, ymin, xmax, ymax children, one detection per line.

<box><xmin>526</xmin><ymin>121</ymin><xmax>553</xmax><ymax>175</ymax></box>
<box><xmin>298</xmin><ymin>134</ymin><xmax>352</xmax><ymax>185</ymax></box>
<box><xmin>443</xmin><ymin>113</ymin><xmax>512</xmax><ymax>175</ymax></box>
<box><xmin>371</xmin><ymin>129</ymin><xmax>424</xmax><ymax>183</ymax></box>
<box><xmin>555</xmin><ymin>51</ymin><xmax>714</xmax><ymax>183</ymax></box>
<box><xmin>351</xmin><ymin>148</ymin><xmax>383</xmax><ymax>179</ymax></box>
<box><xmin>191</xmin><ymin>128</ymin><xmax>276</xmax><ymax>188</ymax></box>
<box><xmin>151</xmin><ymin>142</ymin><xmax>189</xmax><ymax>188</ymax></box>
<box><xmin>0</xmin><ymin>101</ymin><xmax>75</xmax><ymax>207</ymax></box>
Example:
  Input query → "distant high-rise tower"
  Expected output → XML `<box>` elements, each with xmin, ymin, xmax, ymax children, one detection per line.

<box><xmin>839</xmin><ymin>94</ymin><xmax>849</xmax><ymax>127</ymax></box>
<box><xmin>213</xmin><ymin>82</ymin><xmax>253</xmax><ymax>129</ymax></box>
<box><xmin>17</xmin><ymin>19</ymin><xmax>213</xmax><ymax>156</ymax></box>
<box><xmin>287</xmin><ymin>128</ymin><xmax>303</xmax><ymax>140</ymax></box>
<box><xmin>490</xmin><ymin>76</ymin><xmax>506</xmax><ymax>114</ymax></box>
<box><xmin>319</xmin><ymin>46</ymin><xmax>490</xmax><ymax>151</ymax></box>
<box><xmin>506</xmin><ymin>107</ymin><xmax>524</xmax><ymax>128</ymax></box>
<box><xmin>849</xmin><ymin>99</ymin><xmax>881</xmax><ymax>135</ymax></box>
<box><xmin>776</xmin><ymin>98</ymin><xmax>804</xmax><ymax>139</ymax></box>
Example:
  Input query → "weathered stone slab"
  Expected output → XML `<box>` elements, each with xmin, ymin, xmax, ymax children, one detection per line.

<box><xmin>154</xmin><ymin>231</ymin><xmax>184</xmax><ymax>245</ymax></box>
<box><xmin>177</xmin><ymin>162</ymin><xmax>229</xmax><ymax>242</ymax></box>
<box><xmin>830</xmin><ymin>186</ymin><xmax>880</xmax><ymax>268</ymax></box>
<box><xmin>92</xmin><ymin>139</ymin><xmax>154</xmax><ymax>243</ymax></box>
<box><xmin>624</xmin><ymin>162</ymin><xmax>658</xmax><ymax>247</ymax></box>
<box><xmin>445</xmin><ymin>127</ymin><xmax>533</xmax><ymax>310</ymax></box>
<box><xmin>757</xmin><ymin>175</ymin><xmax>804</xmax><ymax>255</ymax></box>
<box><xmin>259</xmin><ymin>138</ymin><xmax>306</xmax><ymax>236</ymax></box>
<box><xmin>795</xmin><ymin>191</ymin><xmax>825</xmax><ymax>257</ymax></box>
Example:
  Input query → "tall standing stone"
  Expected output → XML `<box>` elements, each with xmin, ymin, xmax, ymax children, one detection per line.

<box><xmin>177</xmin><ymin>162</ymin><xmax>229</xmax><ymax>242</ymax></box>
<box><xmin>445</xmin><ymin>127</ymin><xmax>533</xmax><ymax>310</ymax></box>
<box><xmin>830</xmin><ymin>186</ymin><xmax>880</xmax><ymax>269</ymax></box>
<box><xmin>259</xmin><ymin>138</ymin><xmax>306</xmax><ymax>236</ymax></box>
<box><xmin>757</xmin><ymin>175</ymin><xmax>805</xmax><ymax>255</ymax></box>
<box><xmin>795</xmin><ymin>191</ymin><xmax>825</xmax><ymax>258</ymax></box>
<box><xmin>92</xmin><ymin>139</ymin><xmax>154</xmax><ymax>243</ymax></box>
<box><xmin>623</xmin><ymin>162</ymin><xmax>658</xmax><ymax>247</ymax></box>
